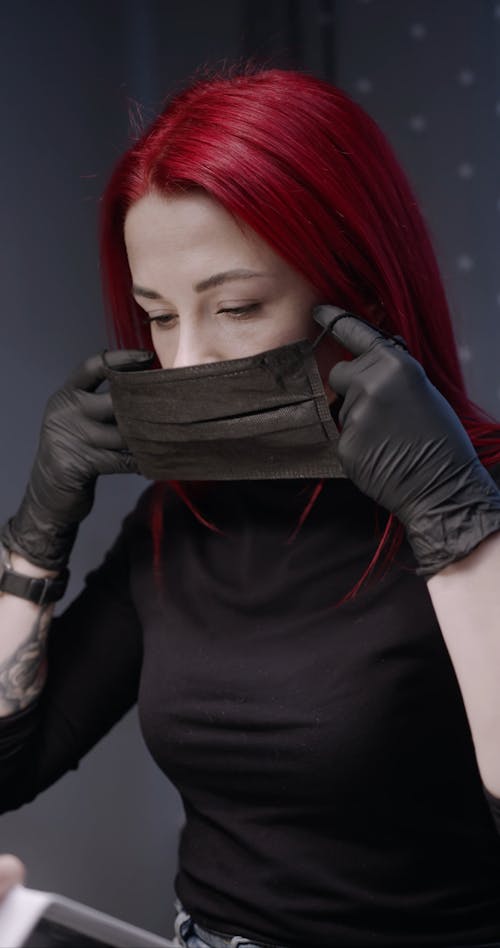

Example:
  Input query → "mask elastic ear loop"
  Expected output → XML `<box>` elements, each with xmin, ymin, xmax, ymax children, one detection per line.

<box><xmin>100</xmin><ymin>348</ymin><xmax>111</xmax><ymax>371</ymax></box>
<box><xmin>310</xmin><ymin>312</ymin><xmax>353</xmax><ymax>352</ymax></box>
<box><xmin>311</xmin><ymin>319</ymin><xmax>338</xmax><ymax>351</ymax></box>
<box><xmin>312</xmin><ymin>311</ymin><xmax>409</xmax><ymax>353</ymax></box>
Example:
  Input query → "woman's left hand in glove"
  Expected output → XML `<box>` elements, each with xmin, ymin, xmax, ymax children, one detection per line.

<box><xmin>313</xmin><ymin>305</ymin><xmax>500</xmax><ymax>578</ymax></box>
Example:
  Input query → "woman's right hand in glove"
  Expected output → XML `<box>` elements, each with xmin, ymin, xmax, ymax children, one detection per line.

<box><xmin>1</xmin><ymin>349</ymin><xmax>155</xmax><ymax>571</ymax></box>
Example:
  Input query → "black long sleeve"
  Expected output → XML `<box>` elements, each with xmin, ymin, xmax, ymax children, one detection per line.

<box><xmin>0</xmin><ymin>488</ymin><xmax>149</xmax><ymax>812</ymax></box>
<box><xmin>2</xmin><ymin>469</ymin><xmax>500</xmax><ymax>946</ymax></box>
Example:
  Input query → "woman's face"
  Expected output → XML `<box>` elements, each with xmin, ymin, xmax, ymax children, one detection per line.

<box><xmin>124</xmin><ymin>189</ymin><xmax>344</xmax><ymax>404</ymax></box>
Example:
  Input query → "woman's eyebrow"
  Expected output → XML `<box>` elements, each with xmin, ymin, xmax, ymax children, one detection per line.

<box><xmin>132</xmin><ymin>269</ymin><xmax>269</xmax><ymax>299</ymax></box>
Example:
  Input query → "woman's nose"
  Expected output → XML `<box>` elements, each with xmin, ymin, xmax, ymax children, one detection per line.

<box><xmin>172</xmin><ymin>326</ymin><xmax>220</xmax><ymax>369</ymax></box>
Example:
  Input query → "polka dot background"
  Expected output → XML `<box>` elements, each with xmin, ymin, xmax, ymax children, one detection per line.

<box><xmin>329</xmin><ymin>0</ymin><xmax>500</xmax><ymax>416</ymax></box>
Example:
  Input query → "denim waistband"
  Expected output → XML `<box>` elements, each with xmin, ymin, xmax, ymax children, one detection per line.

<box><xmin>173</xmin><ymin>900</ymin><xmax>500</xmax><ymax>948</ymax></box>
<box><xmin>173</xmin><ymin>899</ymin><xmax>291</xmax><ymax>948</ymax></box>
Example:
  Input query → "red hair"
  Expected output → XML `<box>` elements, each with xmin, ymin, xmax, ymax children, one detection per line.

<box><xmin>98</xmin><ymin>62</ymin><xmax>500</xmax><ymax>606</ymax></box>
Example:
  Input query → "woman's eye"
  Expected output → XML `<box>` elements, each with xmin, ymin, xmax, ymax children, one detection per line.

<box><xmin>217</xmin><ymin>303</ymin><xmax>261</xmax><ymax>318</ymax></box>
<box><xmin>141</xmin><ymin>314</ymin><xmax>175</xmax><ymax>328</ymax></box>
<box><xmin>141</xmin><ymin>304</ymin><xmax>261</xmax><ymax>329</ymax></box>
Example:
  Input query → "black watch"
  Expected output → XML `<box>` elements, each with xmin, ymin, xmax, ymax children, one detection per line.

<box><xmin>0</xmin><ymin>540</ymin><xmax>70</xmax><ymax>605</ymax></box>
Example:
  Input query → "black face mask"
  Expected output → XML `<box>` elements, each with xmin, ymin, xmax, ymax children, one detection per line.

<box><xmin>102</xmin><ymin>332</ymin><xmax>346</xmax><ymax>481</ymax></box>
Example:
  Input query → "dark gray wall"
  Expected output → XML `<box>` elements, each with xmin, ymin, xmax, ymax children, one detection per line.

<box><xmin>335</xmin><ymin>0</ymin><xmax>500</xmax><ymax>416</ymax></box>
<box><xmin>0</xmin><ymin>0</ymin><xmax>498</xmax><ymax>940</ymax></box>
<box><xmin>0</xmin><ymin>1</ymin><xmax>244</xmax><ymax>937</ymax></box>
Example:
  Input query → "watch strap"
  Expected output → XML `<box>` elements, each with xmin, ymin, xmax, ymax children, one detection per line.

<box><xmin>0</xmin><ymin>544</ymin><xmax>69</xmax><ymax>605</ymax></box>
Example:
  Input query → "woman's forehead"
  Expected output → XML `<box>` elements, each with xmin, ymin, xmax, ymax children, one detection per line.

<box><xmin>124</xmin><ymin>192</ymin><xmax>295</xmax><ymax>289</ymax></box>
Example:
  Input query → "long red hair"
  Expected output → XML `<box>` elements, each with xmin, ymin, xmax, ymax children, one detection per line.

<box><xmin>98</xmin><ymin>63</ymin><xmax>500</xmax><ymax>605</ymax></box>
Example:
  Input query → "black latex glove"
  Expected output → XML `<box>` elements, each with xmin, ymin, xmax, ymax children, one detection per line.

<box><xmin>1</xmin><ymin>349</ymin><xmax>155</xmax><ymax>571</ymax></box>
<box><xmin>314</xmin><ymin>305</ymin><xmax>500</xmax><ymax>577</ymax></box>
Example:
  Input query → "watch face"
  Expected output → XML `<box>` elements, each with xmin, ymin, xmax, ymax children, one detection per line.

<box><xmin>0</xmin><ymin>541</ymin><xmax>10</xmax><ymax>589</ymax></box>
<box><xmin>0</xmin><ymin>540</ymin><xmax>10</xmax><ymax>566</ymax></box>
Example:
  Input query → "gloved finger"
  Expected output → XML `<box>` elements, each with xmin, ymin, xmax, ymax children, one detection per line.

<box><xmin>101</xmin><ymin>348</ymin><xmax>158</xmax><ymax>374</ymax></box>
<box><xmin>327</xmin><ymin>359</ymin><xmax>358</xmax><ymax>398</ymax></box>
<box><xmin>313</xmin><ymin>306</ymin><xmax>384</xmax><ymax>357</ymax></box>
<box><xmin>328</xmin><ymin>339</ymin><xmax>382</xmax><ymax>396</ymax></box>
<box><xmin>63</xmin><ymin>349</ymin><xmax>155</xmax><ymax>393</ymax></box>
<box><xmin>78</xmin><ymin>390</ymin><xmax>118</xmax><ymax>423</ymax></box>
<box><xmin>97</xmin><ymin>449</ymin><xmax>140</xmax><ymax>477</ymax></box>
<box><xmin>68</xmin><ymin>417</ymin><xmax>131</xmax><ymax>452</ymax></box>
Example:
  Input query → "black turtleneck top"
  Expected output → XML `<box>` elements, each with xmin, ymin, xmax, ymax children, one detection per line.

<box><xmin>1</xmin><ymin>469</ymin><xmax>500</xmax><ymax>947</ymax></box>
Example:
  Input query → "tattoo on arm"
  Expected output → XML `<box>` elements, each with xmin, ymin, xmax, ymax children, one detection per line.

<box><xmin>0</xmin><ymin>605</ymin><xmax>53</xmax><ymax>714</ymax></box>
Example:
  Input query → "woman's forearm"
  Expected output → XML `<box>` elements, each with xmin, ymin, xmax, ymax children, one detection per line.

<box><xmin>0</xmin><ymin>552</ymin><xmax>57</xmax><ymax>716</ymax></box>
<box><xmin>426</xmin><ymin>529</ymin><xmax>500</xmax><ymax>797</ymax></box>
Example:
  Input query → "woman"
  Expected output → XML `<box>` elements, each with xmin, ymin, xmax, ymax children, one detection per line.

<box><xmin>1</xmin><ymin>64</ymin><xmax>500</xmax><ymax>948</ymax></box>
